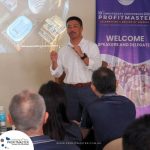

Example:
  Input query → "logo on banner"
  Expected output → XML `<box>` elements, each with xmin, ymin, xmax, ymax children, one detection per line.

<box><xmin>0</xmin><ymin>130</ymin><xmax>34</xmax><ymax>150</ymax></box>
<box><xmin>118</xmin><ymin>0</ymin><xmax>135</xmax><ymax>6</ymax></box>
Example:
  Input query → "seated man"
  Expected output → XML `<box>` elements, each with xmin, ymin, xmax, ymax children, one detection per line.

<box><xmin>80</xmin><ymin>67</ymin><xmax>136</xmax><ymax>149</ymax></box>
<box><xmin>123</xmin><ymin>114</ymin><xmax>150</xmax><ymax>150</ymax></box>
<box><xmin>8</xmin><ymin>90</ymin><xmax>79</xmax><ymax>150</ymax></box>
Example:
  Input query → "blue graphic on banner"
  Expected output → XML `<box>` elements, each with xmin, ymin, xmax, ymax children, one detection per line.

<box><xmin>96</xmin><ymin>0</ymin><xmax>150</xmax><ymax>117</ymax></box>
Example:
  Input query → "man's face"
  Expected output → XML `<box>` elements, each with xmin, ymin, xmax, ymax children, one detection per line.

<box><xmin>66</xmin><ymin>20</ymin><xmax>83</xmax><ymax>40</ymax></box>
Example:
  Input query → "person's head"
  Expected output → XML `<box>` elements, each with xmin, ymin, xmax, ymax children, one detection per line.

<box><xmin>123</xmin><ymin>114</ymin><xmax>150</xmax><ymax>150</ymax></box>
<box><xmin>66</xmin><ymin>16</ymin><xmax>83</xmax><ymax>40</ymax></box>
<box><xmin>91</xmin><ymin>67</ymin><xmax>116</xmax><ymax>96</ymax></box>
<box><xmin>39</xmin><ymin>80</ymin><xmax>69</xmax><ymax>140</ymax></box>
<box><xmin>9</xmin><ymin>90</ymin><xmax>48</xmax><ymax>136</ymax></box>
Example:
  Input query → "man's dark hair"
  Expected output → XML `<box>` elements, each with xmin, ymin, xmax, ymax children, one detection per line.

<box><xmin>92</xmin><ymin>67</ymin><xmax>116</xmax><ymax>94</ymax></box>
<box><xmin>66</xmin><ymin>16</ymin><xmax>83</xmax><ymax>27</ymax></box>
<box><xmin>123</xmin><ymin>114</ymin><xmax>150</xmax><ymax>150</ymax></box>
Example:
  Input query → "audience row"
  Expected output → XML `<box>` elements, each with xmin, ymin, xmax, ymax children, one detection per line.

<box><xmin>7</xmin><ymin>67</ymin><xmax>149</xmax><ymax>150</ymax></box>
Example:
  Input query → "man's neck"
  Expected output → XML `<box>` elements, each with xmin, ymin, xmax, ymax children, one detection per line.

<box><xmin>70</xmin><ymin>36</ymin><xmax>82</xmax><ymax>45</ymax></box>
<box><xmin>24</xmin><ymin>129</ymin><xmax>44</xmax><ymax>137</ymax></box>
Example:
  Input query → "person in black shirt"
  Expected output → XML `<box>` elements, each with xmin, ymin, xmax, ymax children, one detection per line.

<box><xmin>39</xmin><ymin>81</ymin><xmax>82</xmax><ymax>144</ymax></box>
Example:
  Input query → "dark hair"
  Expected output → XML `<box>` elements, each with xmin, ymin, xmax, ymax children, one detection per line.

<box><xmin>66</xmin><ymin>16</ymin><xmax>83</xmax><ymax>27</ymax></box>
<box><xmin>92</xmin><ymin>67</ymin><xmax>116</xmax><ymax>94</ymax></box>
<box><xmin>39</xmin><ymin>81</ymin><xmax>70</xmax><ymax>140</ymax></box>
<box><xmin>123</xmin><ymin>114</ymin><xmax>150</xmax><ymax>150</ymax></box>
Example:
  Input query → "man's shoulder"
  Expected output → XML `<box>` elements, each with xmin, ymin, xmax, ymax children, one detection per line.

<box><xmin>31</xmin><ymin>135</ymin><xmax>57</xmax><ymax>150</ymax></box>
<box><xmin>82</xmin><ymin>38</ymin><xmax>97</xmax><ymax>46</ymax></box>
<box><xmin>31</xmin><ymin>135</ymin><xmax>79</xmax><ymax>150</ymax></box>
<box><xmin>86</xmin><ymin>95</ymin><xmax>134</xmax><ymax>108</ymax></box>
<box><xmin>101</xmin><ymin>95</ymin><xmax>133</xmax><ymax>102</ymax></box>
<box><xmin>108</xmin><ymin>95</ymin><xmax>134</xmax><ymax>103</ymax></box>
<box><xmin>85</xmin><ymin>98</ymin><xmax>102</xmax><ymax>109</ymax></box>
<box><xmin>99</xmin><ymin>95</ymin><xmax>135</xmax><ymax>111</ymax></box>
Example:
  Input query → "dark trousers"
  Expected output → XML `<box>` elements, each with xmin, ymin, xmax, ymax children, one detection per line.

<box><xmin>62</xmin><ymin>84</ymin><xmax>98</xmax><ymax>121</ymax></box>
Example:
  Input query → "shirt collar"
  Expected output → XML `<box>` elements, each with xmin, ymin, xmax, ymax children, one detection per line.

<box><xmin>31</xmin><ymin>135</ymin><xmax>51</xmax><ymax>141</ymax></box>
<box><xmin>100</xmin><ymin>93</ymin><xmax>117</xmax><ymax>98</ymax></box>
<box><xmin>67</xmin><ymin>38</ymin><xmax>85</xmax><ymax>47</ymax></box>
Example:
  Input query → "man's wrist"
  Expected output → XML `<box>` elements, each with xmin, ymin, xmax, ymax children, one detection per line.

<box><xmin>80</xmin><ymin>53</ymin><xmax>88</xmax><ymax>60</ymax></box>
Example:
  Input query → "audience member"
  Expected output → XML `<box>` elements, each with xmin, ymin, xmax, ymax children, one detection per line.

<box><xmin>9</xmin><ymin>90</ymin><xmax>80</xmax><ymax>150</ymax></box>
<box><xmin>123</xmin><ymin>114</ymin><xmax>150</xmax><ymax>150</ymax></box>
<box><xmin>39</xmin><ymin>80</ymin><xmax>82</xmax><ymax>143</ymax></box>
<box><xmin>50</xmin><ymin>16</ymin><xmax>101</xmax><ymax>121</ymax></box>
<box><xmin>80</xmin><ymin>67</ymin><xmax>136</xmax><ymax>149</ymax></box>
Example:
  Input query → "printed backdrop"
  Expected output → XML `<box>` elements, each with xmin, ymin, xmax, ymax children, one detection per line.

<box><xmin>96</xmin><ymin>0</ymin><xmax>150</xmax><ymax>117</ymax></box>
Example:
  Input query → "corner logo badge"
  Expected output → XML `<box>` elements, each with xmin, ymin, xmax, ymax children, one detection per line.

<box><xmin>0</xmin><ymin>137</ymin><xmax>10</xmax><ymax>149</ymax></box>
<box><xmin>118</xmin><ymin>0</ymin><xmax>135</xmax><ymax>6</ymax></box>
<box><xmin>0</xmin><ymin>130</ymin><xmax>34</xmax><ymax>150</ymax></box>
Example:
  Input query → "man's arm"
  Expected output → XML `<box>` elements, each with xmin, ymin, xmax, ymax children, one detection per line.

<box><xmin>80</xmin><ymin>107</ymin><xmax>93</xmax><ymax>139</ymax></box>
<box><xmin>102</xmin><ymin>61</ymin><xmax>108</xmax><ymax>68</ymax></box>
<box><xmin>87</xmin><ymin>43</ymin><xmax>101</xmax><ymax>70</ymax></box>
<box><xmin>72</xmin><ymin>120</ymin><xmax>91</xmax><ymax>139</ymax></box>
<box><xmin>50</xmin><ymin>51</ymin><xmax>64</xmax><ymax>78</ymax></box>
<box><xmin>50</xmin><ymin>51</ymin><xmax>58</xmax><ymax>70</ymax></box>
<box><xmin>72</xmin><ymin>45</ymin><xmax>89</xmax><ymax>66</ymax></box>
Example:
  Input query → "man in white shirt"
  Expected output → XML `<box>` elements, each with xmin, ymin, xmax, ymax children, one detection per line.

<box><xmin>50</xmin><ymin>16</ymin><xmax>101</xmax><ymax>121</ymax></box>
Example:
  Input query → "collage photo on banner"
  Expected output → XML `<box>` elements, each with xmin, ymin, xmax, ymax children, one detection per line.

<box><xmin>96</xmin><ymin>0</ymin><xmax>150</xmax><ymax>117</ymax></box>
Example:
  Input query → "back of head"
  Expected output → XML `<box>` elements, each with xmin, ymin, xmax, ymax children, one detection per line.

<box><xmin>9</xmin><ymin>90</ymin><xmax>46</xmax><ymax>132</ymax></box>
<box><xmin>39</xmin><ymin>80</ymin><xmax>68</xmax><ymax>122</ymax></box>
<box><xmin>39</xmin><ymin>80</ymin><xmax>69</xmax><ymax>140</ymax></box>
<box><xmin>92</xmin><ymin>67</ymin><xmax>116</xmax><ymax>94</ymax></box>
<box><xmin>123</xmin><ymin>114</ymin><xmax>150</xmax><ymax>150</ymax></box>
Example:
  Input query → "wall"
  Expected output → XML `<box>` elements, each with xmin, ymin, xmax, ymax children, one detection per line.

<box><xmin>0</xmin><ymin>0</ymin><xmax>96</xmax><ymax>112</ymax></box>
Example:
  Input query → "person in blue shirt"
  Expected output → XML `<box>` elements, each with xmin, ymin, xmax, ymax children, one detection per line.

<box><xmin>81</xmin><ymin>67</ymin><xmax>136</xmax><ymax>149</ymax></box>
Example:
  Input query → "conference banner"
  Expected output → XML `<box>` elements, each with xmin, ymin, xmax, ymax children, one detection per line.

<box><xmin>96</xmin><ymin>0</ymin><xmax>150</xmax><ymax>117</ymax></box>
